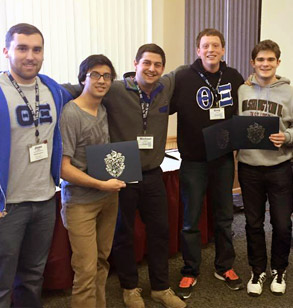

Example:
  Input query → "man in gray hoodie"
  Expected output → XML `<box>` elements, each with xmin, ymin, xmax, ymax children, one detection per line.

<box><xmin>237</xmin><ymin>40</ymin><xmax>293</xmax><ymax>297</ymax></box>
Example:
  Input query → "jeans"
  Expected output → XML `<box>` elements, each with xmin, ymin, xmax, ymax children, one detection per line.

<box><xmin>0</xmin><ymin>197</ymin><xmax>56</xmax><ymax>308</ymax></box>
<box><xmin>180</xmin><ymin>154</ymin><xmax>235</xmax><ymax>277</ymax></box>
<box><xmin>112</xmin><ymin>167</ymin><xmax>169</xmax><ymax>291</ymax></box>
<box><xmin>238</xmin><ymin>161</ymin><xmax>293</xmax><ymax>273</ymax></box>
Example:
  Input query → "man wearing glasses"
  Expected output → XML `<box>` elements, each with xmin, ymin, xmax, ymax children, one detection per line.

<box><xmin>64</xmin><ymin>44</ymin><xmax>185</xmax><ymax>308</ymax></box>
<box><xmin>60</xmin><ymin>54</ymin><xmax>126</xmax><ymax>308</ymax></box>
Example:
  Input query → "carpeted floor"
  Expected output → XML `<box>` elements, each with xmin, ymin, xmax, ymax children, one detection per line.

<box><xmin>42</xmin><ymin>208</ymin><xmax>293</xmax><ymax>308</ymax></box>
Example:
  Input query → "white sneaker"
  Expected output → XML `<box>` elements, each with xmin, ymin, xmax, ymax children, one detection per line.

<box><xmin>270</xmin><ymin>269</ymin><xmax>286</xmax><ymax>295</ymax></box>
<box><xmin>247</xmin><ymin>272</ymin><xmax>266</xmax><ymax>296</ymax></box>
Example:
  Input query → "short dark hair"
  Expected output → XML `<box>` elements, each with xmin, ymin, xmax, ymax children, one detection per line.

<box><xmin>78</xmin><ymin>54</ymin><xmax>117</xmax><ymax>87</ymax></box>
<box><xmin>135</xmin><ymin>43</ymin><xmax>166</xmax><ymax>67</ymax></box>
<box><xmin>251</xmin><ymin>39</ymin><xmax>281</xmax><ymax>61</ymax></box>
<box><xmin>196</xmin><ymin>28</ymin><xmax>225</xmax><ymax>48</ymax></box>
<box><xmin>5</xmin><ymin>23</ymin><xmax>44</xmax><ymax>48</ymax></box>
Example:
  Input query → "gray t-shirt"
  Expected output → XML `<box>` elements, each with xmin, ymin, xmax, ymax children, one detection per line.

<box><xmin>60</xmin><ymin>100</ymin><xmax>110</xmax><ymax>206</ymax></box>
<box><xmin>0</xmin><ymin>73</ymin><xmax>56</xmax><ymax>203</ymax></box>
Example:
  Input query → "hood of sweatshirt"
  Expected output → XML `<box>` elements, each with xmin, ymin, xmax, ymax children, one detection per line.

<box><xmin>251</xmin><ymin>74</ymin><xmax>290</xmax><ymax>88</ymax></box>
<box><xmin>191</xmin><ymin>58</ymin><xmax>228</xmax><ymax>76</ymax></box>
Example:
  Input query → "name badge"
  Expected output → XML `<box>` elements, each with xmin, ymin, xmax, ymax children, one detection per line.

<box><xmin>137</xmin><ymin>135</ymin><xmax>154</xmax><ymax>149</ymax></box>
<box><xmin>209</xmin><ymin>107</ymin><xmax>225</xmax><ymax>120</ymax></box>
<box><xmin>28</xmin><ymin>141</ymin><xmax>48</xmax><ymax>163</ymax></box>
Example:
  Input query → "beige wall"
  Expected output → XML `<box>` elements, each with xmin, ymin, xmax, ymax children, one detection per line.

<box><xmin>152</xmin><ymin>0</ymin><xmax>185</xmax><ymax>72</ymax></box>
<box><xmin>261</xmin><ymin>0</ymin><xmax>293</xmax><ymax>82</ymax></box>
<box><xmin>152</xmin><ymin>0</ymin><xmax>185</xmax><ymax>137</ymax></box>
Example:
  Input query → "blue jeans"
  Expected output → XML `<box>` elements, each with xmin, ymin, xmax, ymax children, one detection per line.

<box><xmin>0</xmin><ymin>197</ymin><xmax>56</xmax><ymax>308</ymax></box>
<box><xmin>239</xmin><ymin>161</ymin><xmax>293</xmax><ymax>273</ymax></box>
<box><xmin>180</xmin><ymin>154</ymin><xmax>235</xmax><ymax>277</ymax></box>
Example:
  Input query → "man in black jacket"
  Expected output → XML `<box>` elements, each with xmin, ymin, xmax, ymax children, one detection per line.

<box><xmin>170</xmin><ymin>28</ymin><xmax>244</xmax><ymax>300</ymax></box>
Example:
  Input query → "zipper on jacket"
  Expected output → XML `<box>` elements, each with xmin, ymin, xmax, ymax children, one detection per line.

<box><xmin>0</xmin><ymin>185</ymin><xmax>7</xmax><ymax>218</ymax></box>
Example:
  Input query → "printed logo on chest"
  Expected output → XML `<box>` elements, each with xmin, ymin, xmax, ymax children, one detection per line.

<box><xmin>16</xmin><ymin>103</ymin><xmax>53</xmax><ymax>126</ymax></box>
<box><xmin>195</xmin><ymin>83</ymin><xmax>233</xmax><ymax>110</ymax></box>
<box><xmin>242</xmin><ymin>99</ymin><xmax>283</xmax><ymax>117</ymax></box>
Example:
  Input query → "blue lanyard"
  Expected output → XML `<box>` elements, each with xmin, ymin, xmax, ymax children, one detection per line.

<box><xmin>197</xmin><ymin>70</ymin><xmax>222</xmax><ymax>107</ymax></box>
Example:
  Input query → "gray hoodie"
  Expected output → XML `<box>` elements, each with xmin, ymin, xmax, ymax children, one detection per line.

<box><xmin>237</xmin><ymin>75</ymin><xmax>293</xmax><ymax>166</ymax></box>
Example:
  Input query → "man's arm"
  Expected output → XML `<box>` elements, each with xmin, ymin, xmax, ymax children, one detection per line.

<box><xmin>162</xmin><ymin>65</ymin><xmax>188</xmax><ymax>115</ymax></box>
<box><xmin>61</xmin><ymin>83</ymin><xmax>82</xmax><ymax>99</ymax></box>
<box><xmin>270</xmin><ymin>86</ymin><xmax>293</xmax><ymax>147</ymax></box>
<box><xmin>61</xmin><ymin>156</ymin><xmax>125</xmax><ymax>192</ymax></box>
<box><xmin>60</xmin><ymin>103</ymin><xmax>125</xmax><ymax>192</ymax></box>
<box><xmin>60</xmin><ymin>85</ymin><xmax>74</xmax><ymax>104</ymax></box>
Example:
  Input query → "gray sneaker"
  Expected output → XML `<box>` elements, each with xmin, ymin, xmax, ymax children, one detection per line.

<box><xmin>151</xmin><ymin>288</ymin><xmax>186</xmax><ymax>308</ymax></box>
<box><xmin>123</xmin><ymin>288</ymin><xmax>145</xmax><ymax>308</ymax></box>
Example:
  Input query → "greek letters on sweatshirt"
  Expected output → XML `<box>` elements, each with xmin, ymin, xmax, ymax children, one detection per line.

<box><xmin>170</xmin><ymin>58</ymin><xmax>244</xmax><ymax>161</ymax></box>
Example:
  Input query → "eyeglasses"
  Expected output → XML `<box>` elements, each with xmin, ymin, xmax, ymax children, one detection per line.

<box><xmin>86</xmin><ymin>71</ymin><xmax>112</xmax><ymax>81</ymax></box>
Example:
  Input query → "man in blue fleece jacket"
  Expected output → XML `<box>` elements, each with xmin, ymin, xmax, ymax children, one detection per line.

<box><xmin>0</xmin><ymin>23</ymin><xmax>71</xmax><ymax>308</ymax></box>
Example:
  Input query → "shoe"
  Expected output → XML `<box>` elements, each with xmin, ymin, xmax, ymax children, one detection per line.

<box><xmin>270</xmin><ymin>269</ymin><xmax>286</xmax><ymax>295</ymax></box>
<box><xmin>214</xmin><ymin>268</ymin><xmax>244</xmax><ymax>290</ymax></box>
<box><xmin>247</xmin><ymin>272</ymin><xmax>266</xmax><ymax>296</ymax></box>
<box><xmin>177</xmin><ymin>276</ymin><xmax>197</xmax><ymax>299</ymax></box>
<box><xmin>123</xmin><ymin>288</ymin><xmax>145</xmax><ymax>308</ymax></box>
<box><xmin>151</xmin><ymin>288</ymin><xmax>186</xmax><ymax>308</ymax></box>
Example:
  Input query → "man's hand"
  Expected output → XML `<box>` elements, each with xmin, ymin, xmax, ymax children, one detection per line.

<box><xmin>269</xmin><ymin>131</ymin><xmax>286</xmax><ymax>148</ymax></box>
<box><xmin>244</xmin><ymin>74</ymin><xmax>254</xmax><ymax>86</ymax></box>
<box><xmin>61</xmin><ymin>156</ymin><xmax>126</xmax><ymax>191</ymax></box>
<box><xmin>100</xmin><ymin>179</ymin><xmax>126</xmax><ymax>192</ymax></box>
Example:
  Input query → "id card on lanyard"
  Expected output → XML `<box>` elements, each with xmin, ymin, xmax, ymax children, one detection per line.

<box><xmin>134</xmin><ymin>79</ymin><xmax>154</xmax><ymax>149</ymax></box>
<box><xmin>197</xmin><ymin>70</ymin><xmax>225</xmax><ymax>120</ymax></box>
<box><xmin>7</xmin><ymin>72</ymin><xmax>49</xmax><ymax>162</ymax></box>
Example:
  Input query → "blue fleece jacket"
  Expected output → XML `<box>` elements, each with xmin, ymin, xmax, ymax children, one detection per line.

<box><xmin>0</xmin><ymin>74</ymin><xmax>72</xmax><ymax>212</ymax></box>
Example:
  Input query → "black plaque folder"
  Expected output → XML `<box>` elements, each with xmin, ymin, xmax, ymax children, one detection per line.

<box><xmin>231</xmin><ymin>115</ymin><xmax>279</xmax><ymax>151</ymax></box>
<box><xmin>203</xmin><ymin>119</ymin><xmax>233</xmax><ymax>161</ymax></box>
<box><xmin>86</xmin><ymin>141</ymin><xmax>142</xmax><ymax>182</ymax></box>
<box><xmin>203</xmin><ymin>116</ymin><xmax>280</xmax><ymax>161</ymax></box>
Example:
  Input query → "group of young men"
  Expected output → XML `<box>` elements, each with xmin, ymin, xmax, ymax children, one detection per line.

<box><xmin>0</xmin><ymin>22</ymin><xmax>292</xmax><ymax>308</ymax></box>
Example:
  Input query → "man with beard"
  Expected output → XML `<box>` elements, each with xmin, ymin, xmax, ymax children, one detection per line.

<box><xmin>0</xmin><ymin>23</ymin><xmax>72</xmax><ymax>307</ymax></box>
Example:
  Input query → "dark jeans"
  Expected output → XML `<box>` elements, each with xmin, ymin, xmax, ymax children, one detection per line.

<box><xmin>112</xmin><ymin>167</ymin><xmax>169</xmax><ymax>291</ymax></box>
<box><xmin>238</xmin><ymin>161</ymin><xmax>293</xmax><ymax>273</ymax></box>
<box><xmin>180</xmin><ymin>154</ymin><xmax>235</xmax><ymax>277</ymax></box>
<box><xmin>0</xmin><ymin>197</ymin><xmax>56</xmax><ymax>308</ymax></box>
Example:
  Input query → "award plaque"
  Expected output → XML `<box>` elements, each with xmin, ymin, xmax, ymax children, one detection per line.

<box><xmin>203</xmin><ymin>116</ymin><xmax>280</xmax><ymax>161</ymax></box>
<box><xmin>232</xmin><ymin>115</ymin><xmax>279</xmax><ymax>151</ymax></box>
<box><xmin>203</xmin><ymin>119</ymin><xmax>233</xmax><ymax>161</ymax></box>
<box><xmin>86</xmin><ymin>141</ymin><xmax>142</xmax><ymax>182</ymax></box>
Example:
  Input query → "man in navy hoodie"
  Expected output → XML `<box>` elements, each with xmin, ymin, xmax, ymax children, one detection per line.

<box><xmin>0</xmin><ymin>23</ymin><xmax>71</xmax><ymax>308</ymax></box>
<box><xmin>171</xmin><ymin>28</ymin><xmax>244</xmax><ymax>299</ymax></box>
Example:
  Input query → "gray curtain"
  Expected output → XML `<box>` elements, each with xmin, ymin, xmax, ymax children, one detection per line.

<box><xmin>185</xmin><ymin>0</ymin><xmax>261</xmax><ymax>79</ymax></box>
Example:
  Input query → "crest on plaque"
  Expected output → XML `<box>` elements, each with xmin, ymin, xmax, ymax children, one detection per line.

<box><xmin>247</xmin><ymin>122</ymin><xmax>265</xmax><ymax>144</ymax></box>
<box><xmin>216</xmin><ymin>128</ymin><xmax>230</xmax><ymax>150</ymax></box>
<box><xmin>104</xmin><ymin>150</ymin><xmax>125</xmax><ymax>178</ymax></box>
